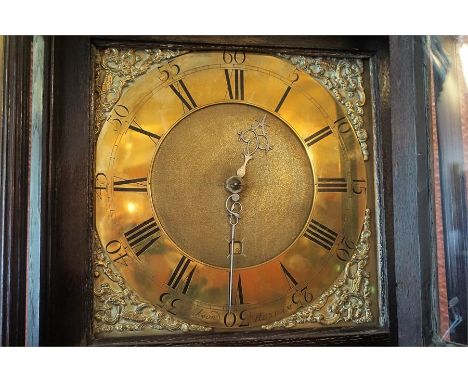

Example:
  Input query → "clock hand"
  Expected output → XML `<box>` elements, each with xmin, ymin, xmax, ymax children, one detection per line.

<box><xmin>224</xmin><ymin>114</ymin><xmax>273</xmax><ymax>312</ymax></box>
<box><xmin>225</xmin><ymin>193</ymin><xmax>242</xmax><ymax>312</ymax></box>
<box><xmin>236</xmin><ymin>114</ymin><xmax>272</xmax><ymax>178</ymax></box>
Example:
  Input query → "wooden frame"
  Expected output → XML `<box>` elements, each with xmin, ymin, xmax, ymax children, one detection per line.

<box><xmin>390</xmin><ymin>36</ymin><xmax>436</xmax><ymax>346</ymax></box>
<box><xmin>1</xmin><ymin>36</ymin><xmax>33</xmax><ymax>346</ymax></box>
<box><xmin>0</xmin><ymin>35</ymin><xmax>437</xmax><ymax>346</ymax></box>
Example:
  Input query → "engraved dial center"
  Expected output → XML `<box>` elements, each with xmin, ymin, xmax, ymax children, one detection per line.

<box><xmin>149</xmin><ymin>103</ymin><xmax>314</xmax><ymax>268</ymax></box>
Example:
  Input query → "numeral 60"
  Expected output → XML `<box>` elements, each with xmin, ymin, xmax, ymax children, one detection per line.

<box><xmin>223</xmin><ymin>50</ymin><xmax>246</xmax><ymax>64</ymax></box>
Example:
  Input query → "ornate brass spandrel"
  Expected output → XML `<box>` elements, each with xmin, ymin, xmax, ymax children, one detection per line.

<box><xmin>263</xmin><ymin>208</ymin><xmax>372</xmax><ymax>330</ymax></box>
<box><xmin>94</xmin><ymin>48</ymin><xmax>187</xmax><ymax>136</ymax></box>
<box><xmin>278</xmin><ymin>54</ymin><xmax>369</xmax><ymax>160</ymax></box>
<box><xmin>93</xmin><ymin>232</ymin><xmax>211</xmax><ymax>335</ymax></box>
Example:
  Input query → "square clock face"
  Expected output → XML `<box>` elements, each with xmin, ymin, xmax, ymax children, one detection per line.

<box><xmin>93</xmin><ymin>47</ymin><xmax>381</xmax><ymax>337</ymax></box>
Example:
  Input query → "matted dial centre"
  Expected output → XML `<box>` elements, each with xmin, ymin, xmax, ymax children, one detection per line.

<box><xmin>150</xmin><ymin>103</ymin><xmax>314</xmax><ymax>268</ymax></box>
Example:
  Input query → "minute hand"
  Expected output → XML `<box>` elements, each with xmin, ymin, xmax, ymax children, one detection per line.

<box><xmin>225</xmin><ymin>193</ymin><xmax>241</xmax><ymax>313</ymax></box>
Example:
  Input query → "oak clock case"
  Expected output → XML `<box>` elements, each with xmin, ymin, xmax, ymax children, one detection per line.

<box><xmin>93</xmin><ymin>49</ymin><xmax>378</xmax><ymax>337</ymax></box>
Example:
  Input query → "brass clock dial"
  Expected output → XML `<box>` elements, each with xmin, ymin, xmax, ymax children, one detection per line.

<box><xmin>95</xmin><ymin>50</ymin><xmax>368</xmax><ymax>330</ymax></box>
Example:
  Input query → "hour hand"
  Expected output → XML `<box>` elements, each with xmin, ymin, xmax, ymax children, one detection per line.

<box><xmin>235</xmin><ymin>114</ymin><xmax>272</xmax><ymax>179</ymax></box>
<box><xmin>236</xmin><ymin>152</ymin><xmax>254</xmax><ymax>178</ymax></box>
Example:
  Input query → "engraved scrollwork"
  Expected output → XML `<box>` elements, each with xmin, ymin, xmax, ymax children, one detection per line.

<box><xmin>263</xmin><ymin>209</ymin><xmax>373</xmax><ymax>329</ymax></box>
<box><xmin>278</xmin><ymin>54</ymin><xmax>369</xmax><ymax>160</ymax></box>
<box><xmin>93</xmin><ymin>232</ymin><xmax>210</xmax><ymax>334</ymax></box>
<box><xmin>94</xmin><ymin>48</ymin><xmax>187</xmax><ymax>136</ymax></box>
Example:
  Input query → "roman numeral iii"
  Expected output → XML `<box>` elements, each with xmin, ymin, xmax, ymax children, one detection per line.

<box><xmin>317</xmin><ymin>178</ymin><xmax>347</xmax><ymax>193</ymax></box>
<box><xmin>124</xmin><ymin>217</ymin><xmax>160</xmax><ymax>257</ymax></box>
<box><xmin>304</xmin><ymin>219</ymin><xmax>338</xmax><ymax>250</ymax></box>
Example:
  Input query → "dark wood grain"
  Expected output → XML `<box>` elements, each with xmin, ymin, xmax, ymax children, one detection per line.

<box><xmin>372</xmin><ymin>38</ymin><xmax>398</xmax><ymax>344</ymax></box>
<box><xmin>92</xmin><ymin>35</ymin><xmax>386</xmax><ymax>57</ymax></box>
<box><xmin>389</xmin><ymin>36</ymin><xmax>435</xmax><ymax>346</ymax></box>
<box><xmin>0</xmin><ymin>36</ymin><xmax>33</xmax><ymax>346</ymax></box>
<box><xmin>93</xmin><ymin>327</ymin><xmax>392</xmax><ymax>347</ymax></box>
<box><xmin>40</xmin><ymin>37</ymin><xmax>93</xmax><ymax>346</ymax></box>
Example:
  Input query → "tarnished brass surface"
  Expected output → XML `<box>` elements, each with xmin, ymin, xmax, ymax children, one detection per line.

<box><xmin>150</xmin><ymin>103</ymin><xmax>313</xmax><ymax>268</ymax></box>
<box><xmin>93</xmin><ymin>232</ymin><xmax>211</xmax><ymax>334</ymax></box>
<box><xmin>94</xmin><ymin>49</ymin><xmax>372</xmax><ymax>333</ymax></box>
<box><xmin>279</xmin><ymin>54</ymin><xmax>369</xmax><ymax>160</ymax></box>
<box><xmin>263</xmin><ymin>208</ymin><xmax>372</xmax><ymax>329</ymax></box>
<box><xmin>94</xmin><ymin>48</ymin><xmax>187</xmax><ymax>135</ymax></box>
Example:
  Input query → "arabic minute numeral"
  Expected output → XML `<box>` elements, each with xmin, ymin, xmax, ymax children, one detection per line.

<box><xmin>106</xmin><ymin>239</ymin><xmax>129</xmax><ymax>266</ymax></box>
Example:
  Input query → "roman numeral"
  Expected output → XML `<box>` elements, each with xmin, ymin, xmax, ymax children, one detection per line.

<box><xmin>317</xmin><ymin>178</ymin><xmax>347</xmax><ymax>193</ymax></box>
<box><xmin>224</xmin><ymin>69</ymin><xmax>244</xmax><ymax>100</ymax></box>
<box><xmin>113</xmin><ymin>252</ymin><xmax>129</xmax><ymax>266</ymax></box>
<box><xmin>304</xmin><ymin>125</ymin><xmax>332</xmax><ymax>146</ymax></box>
<box><xmin>124</xmin><ymin>217</ymin><xmax>160</xmax><ymax>257</ymax></box>
<box><xmin>280</xmin><ymin>262</ymin><xmax>298</xmax><ymax>289</ymax></box>
<box><xmin>168</xmin><ymin>255</ymin><xmax>197</xmax><ymax>294</ymax></box>
<box><xmin>128</xmin><ymin>122</ymin><xmax>161</xmax><ymax>142</ymax></box>
<box><xmin>113</xmin><ymin>177</ymin><xmax>147</xmax><ymax>192</ymax></box>
<box><xmin>304</xmin><ymin>220</ymin><xmax>338</xmax><ymax>250</ymax></box>
<box><xmin>236</xmin><ymin>275</ymin><xmax>244</xmax><ymax>305</ymax></box>
<box><xmin>275</xmin><ymin>86</ymin><xmax>292</xmax><ymax>113</ymax></box>
<box><xmin>169</xmin><ymin>80</ymin><xmax>197</xmax><ymax>111</ymax></box>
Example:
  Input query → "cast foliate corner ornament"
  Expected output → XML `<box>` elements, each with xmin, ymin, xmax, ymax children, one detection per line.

<box><xmin>263</xmin><ymin>208</ymin><xmax>373</xmax><ymax>330</ymax></box>
<box><xmin>278</xmin><ymin>54</ymin><xmax>369</xmax><ymax>160</ymax></box>
<box><xmin>94</xmin><ymin>48</ymin><xmax>187</xmax><ymax>136</ymax></box>
<box><xmin>93</xmin><ymin>232</ymin><xmax>210</xmax><ymax>335</ymax></box>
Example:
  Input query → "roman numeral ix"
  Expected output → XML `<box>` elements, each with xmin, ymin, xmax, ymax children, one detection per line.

<box><xmin>304</xmin><ymin>220</ymin><xmax>338</xmax><ymax>251</ymax></box>
<box><xmin>113</xmin><ymin>177</ymin><xmax>147</xmax><ymax>192</ymax></box>
<box><xmin>124</xmin><ymin>217</ymin><xmax>160</xmax><ymax>257</ymax></box>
